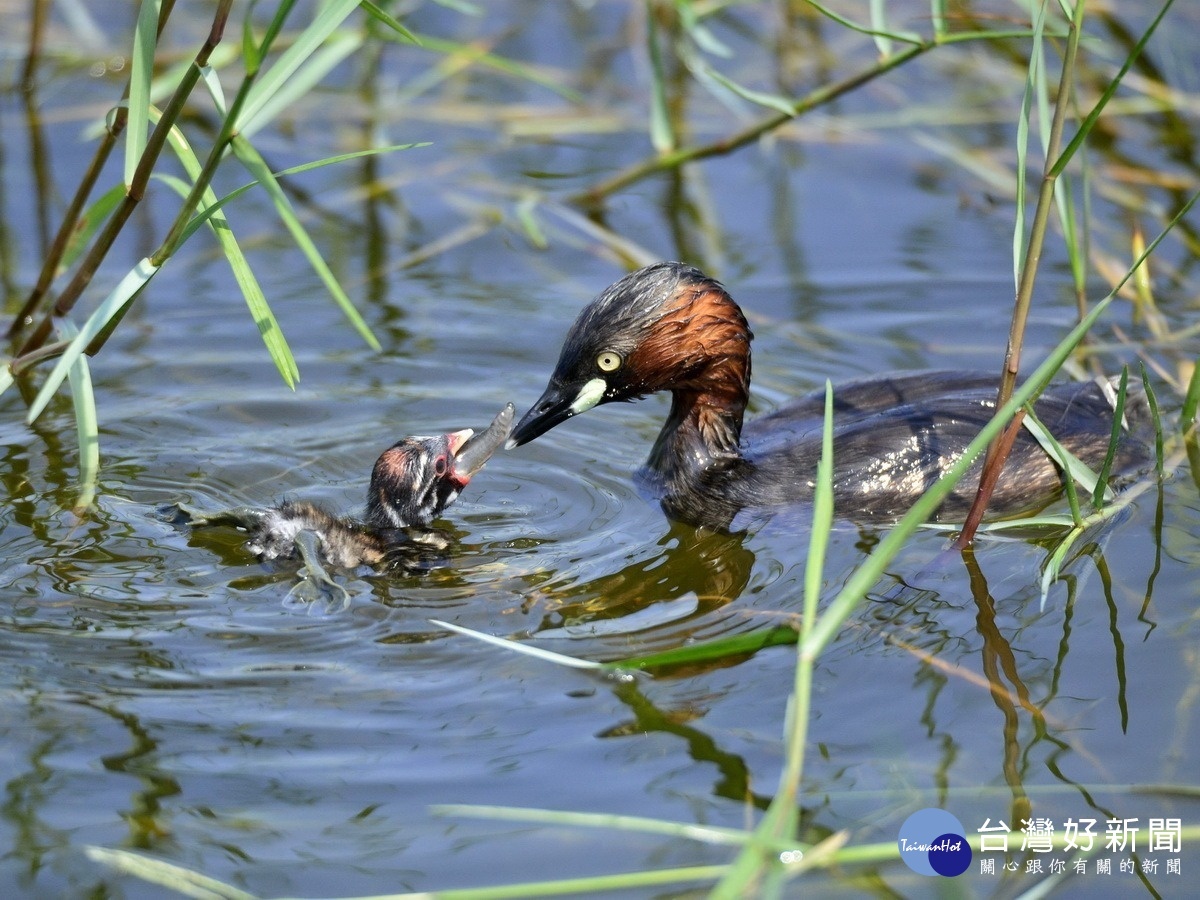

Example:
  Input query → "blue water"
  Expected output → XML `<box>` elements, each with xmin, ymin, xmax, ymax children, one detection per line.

<box><xmin>2</xmin><ymin>3</ymin><xmax>1199</xmax><ymax>897</ymax></box>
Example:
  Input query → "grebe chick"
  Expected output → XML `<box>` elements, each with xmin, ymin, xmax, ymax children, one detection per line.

<box><xmin>186</xmin><ymin>404</ymin><xmax>513</xmax><ymax>572</ymax></box>
<box><xmin>507</xmin><ymin>263</ymin><xmax>1150</xmax><ymax>528</ymax></box>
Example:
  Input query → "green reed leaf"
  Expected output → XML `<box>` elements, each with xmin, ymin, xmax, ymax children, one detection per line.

<box><xmin>124</xmin><ymin>0</ymin><xmax>159</xmax><ymax>187</ymax></box>
<box><xmin>1050</xmin><ymin>0</ymin><xmax>1176</xmax><ymax>178</ymax></box>
<box><xmin>646</xmin><ymin>6</ymin><xmax>674</xmax><ymax>153</ymax></box>
<box><xmin>238</xmin><ymin>30</ymin><xmax>361</xmax><ymax>140</ymax></box>
<box><xmin>701</xmin><ymin>66</ymin><xmax>797</xmax><ymax>115</ymax></box>
<box><xmin>1091</xmin><ymin>368</ymin><xmax>1128</xmax><ymax>509</ymax></box>
<box><xmin>806</xmin><ymin>0</ymin><xmax>922</xmax><ymax>44</ymax></box>
<box><xmin>357</xmin><ymin>0</ymin><xmax>420</xmax><ymax>44</ymax></box>
<box><xmin>59</xmin><ymin>320</ymin><xmax>99</xmax><ymax>511</ymax></box>
<box><xmin>152</xmin><ymin>111</ymin><xmax>299</xmax><ymax>387</ymax></box>
<box><xmin>59</xmin><ymin>183</ymin><xmax>126</xmax><ymax>277</ymax></box>
<box><xmin>1138</xmin><ymin>361</ymin><xmax>1164</xmax><ymax>477</ymax></box>
<box><xmin>230</xmin><ymin>135</ymin><xmax>381</xmax><ymax>352</ymax></box>
<box><xmin>27</xmin><ymin>259</ymin><xmax>159</xmax><ymax>424</ymax></box>
<box><xmin>617</xmin><ymin>626</ymin><xmax>800</xmax><ymax>670</ymax></box>
<box><xmin>237</xmin><ymin>0</ymin><xmax>362</xmax><ymax>134</ymax></box>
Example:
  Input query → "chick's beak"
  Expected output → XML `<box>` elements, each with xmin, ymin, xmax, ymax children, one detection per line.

<box><xmin>443</xmin><ymin>428</ymin><xmax>475</xmax><ymax>487</ymax></box>
<box><xmin>451</xmin><ymin>402</ymin><xmax>516</xmax><ymax>480</ymax></box>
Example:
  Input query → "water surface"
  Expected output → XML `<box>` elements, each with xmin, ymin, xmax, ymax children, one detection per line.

<box><xmin>2</xmin><ymin>2</ymin><xmax>1199</xmax><ymax>897</ymax></box>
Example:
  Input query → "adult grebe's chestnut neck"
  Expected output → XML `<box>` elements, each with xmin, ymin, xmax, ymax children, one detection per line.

<box><xmin>508</xmin><ymin>262</ymin><xmax>752</xmax><ymax>471</ymax></box>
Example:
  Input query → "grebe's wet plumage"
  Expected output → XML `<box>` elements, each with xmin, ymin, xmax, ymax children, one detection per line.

<box><xmin>509</xmin><ymin>263</ymin><xmax>1149</xmax><ymax>528</ymax></box>
<box><xmin>242</xmin><ymin>432</ymin><xmax>471</xmax><ymax>570</ymax></box>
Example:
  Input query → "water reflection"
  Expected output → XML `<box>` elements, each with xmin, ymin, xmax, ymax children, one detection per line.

<box><xmin>525</xmin><ymin>522</ymin><xmax>755</xmax><ymax>634</ymax></box>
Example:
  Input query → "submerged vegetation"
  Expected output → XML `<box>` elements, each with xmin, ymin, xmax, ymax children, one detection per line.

<box><xmin>2</xmin><ymin>0</ymin><xmax>1198</xmax><ymax>896</ymax></box>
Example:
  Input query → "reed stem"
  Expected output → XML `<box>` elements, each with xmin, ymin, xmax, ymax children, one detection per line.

<box><xmin>956</xmin><ymin>1</ymin><xmax>1084</xmax><ymax>546</ymax></box>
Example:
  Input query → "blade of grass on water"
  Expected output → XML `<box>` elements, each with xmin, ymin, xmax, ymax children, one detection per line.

<box><xmin>84</xmin><ymin>847</ymin><xmax>256</xmax><ymax>900</ymax></box>
<box><xmin>429</xmin><ymin>619</ymin><xmax>606</xmax><ymax>670</ymax></box>
<box><xmin>711</xmin><ymin>383</ymin><xmax>834</xmax><ymax>897</ymax></box>
<box><xmin>60</xmin><ymin>320</ymin><xmax>99</xmax><ymax>511</ymax></box>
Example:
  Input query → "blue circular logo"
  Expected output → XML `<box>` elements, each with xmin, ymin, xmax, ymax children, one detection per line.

<box><xmin>897</xmin><ymin>808</ymin><xmax>972</xmax><ymax>877</ymax></box>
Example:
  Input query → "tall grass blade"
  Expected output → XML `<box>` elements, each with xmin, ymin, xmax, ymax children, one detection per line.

<box><xmin>152</xmin><ymin>110</ymin><xmax>299</xmax><ymax>386</ymax></box>
<box><xmin>60</xmin><ymin>320</ymin><xmax>99</xmax><ymax>511</ymax></box>
<box><xmin>1012</xmin><ymin>0</ymin><xmax>1048</xmax><ymax>287</ymax></box>
<box><xmin>27</xmin><ymin>259</ymin><xmax>159</xmax><ymax>424</ymax></box>
<box><xmin>711</xmin><ymin>384</ymin><xmax>835</xmax><ymax>897</ymax></box>
<box><xmin>179</xmin><ymin>144</ymin><xmax>429</xmax><ymax>243</ymax></box>
<box><xmin>123</xmin><ymin>0</ymin><xmax>159</xmax><ymax>187</ymax></box>
<box><xmin>1138</xmin><ymin>361</ymin><xmax>1163</xmax><ymax>477</ymax></box>
<box><xmin>357</xmin><ymin>0</ymin><xmax>420</xmax><ymax>44</ymax></box>
<box><xmin>805</xmin><ymin>381</ymin><xmax>835</xmax><ymax>622</ymax></box>
<box><xmin>60</xmin><ymin>184</ymin><xmax>126</xmax><ymax>276</ymax></box>
<box><xmin>238</xmin><ymin>31</ymin><xmax>361</xmax><ymax>140</ymax></box>
<box><xmin>230</xmin><ymin>136</ymin><xmax>381</xmax><ymax>351</ymax></box>
<box><xmin>646</xmin><ymin>4</ymin><xmax>674</xmax><ymax>153</ymax></box>
<box><xmin>1049</xmin><ymin>0</ymin><xmax>1176</xmax><ymax>178</ymax></box>
<box><xmin>804</xmin><ymin>292</ymin><xmax>1115</xmax><ymax>658</ymax></box>
<box><xmin>155</xmin><ymin>172</ymin><xmax>298</xmax><ymax>387</ymax></box>
<box><xmin>869</xmin><ymin>0</ymin><xmax>893</xmax><ymax>56</ymax></box>
<box><xmin>1090</xmin><ymin>368</ymin><xmax>1128</xmax><ymax>509</ymax></box>
<box><xmin>236</xmin><ymin>0</ymin><xmax>362</xmax><ymax>134</ymax></box>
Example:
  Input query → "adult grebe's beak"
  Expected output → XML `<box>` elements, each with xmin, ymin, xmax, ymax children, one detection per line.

<box><xmin>452</xmin><ymin>403</ymin><xmax>515</xmax><ymax>478</ymax></box>
<box><xmin>508</xmin><ymin>373</ymin><xmax>609</xmax><ymax>448</ymax></box>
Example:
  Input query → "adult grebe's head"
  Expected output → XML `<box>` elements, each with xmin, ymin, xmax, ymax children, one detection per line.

<box><xmin>368</xmin><ymin>404</ymin><xmax>513</xmax><ymax>528</ymax></box>
<box><xmin>508</xmin><ymin>262</ymin><xmax>752</xmax><ymax>447</ymax></box>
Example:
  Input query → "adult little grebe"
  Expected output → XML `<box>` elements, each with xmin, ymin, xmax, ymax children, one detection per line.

<box><xmin>185</xmin><ymin>404</ymin><xmax>513</xmax><ymax>570</ymax></box>
<box><xmin>507</xmin><ymin>263</ymin><xmax>1149</xmax><ymax>527</ymax></box>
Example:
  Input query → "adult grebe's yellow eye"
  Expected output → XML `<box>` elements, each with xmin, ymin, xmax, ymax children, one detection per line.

<box><xmin>596</xmin><ymin>351</ymin><xmax>622</xmax><ymax>373</ymax></box>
